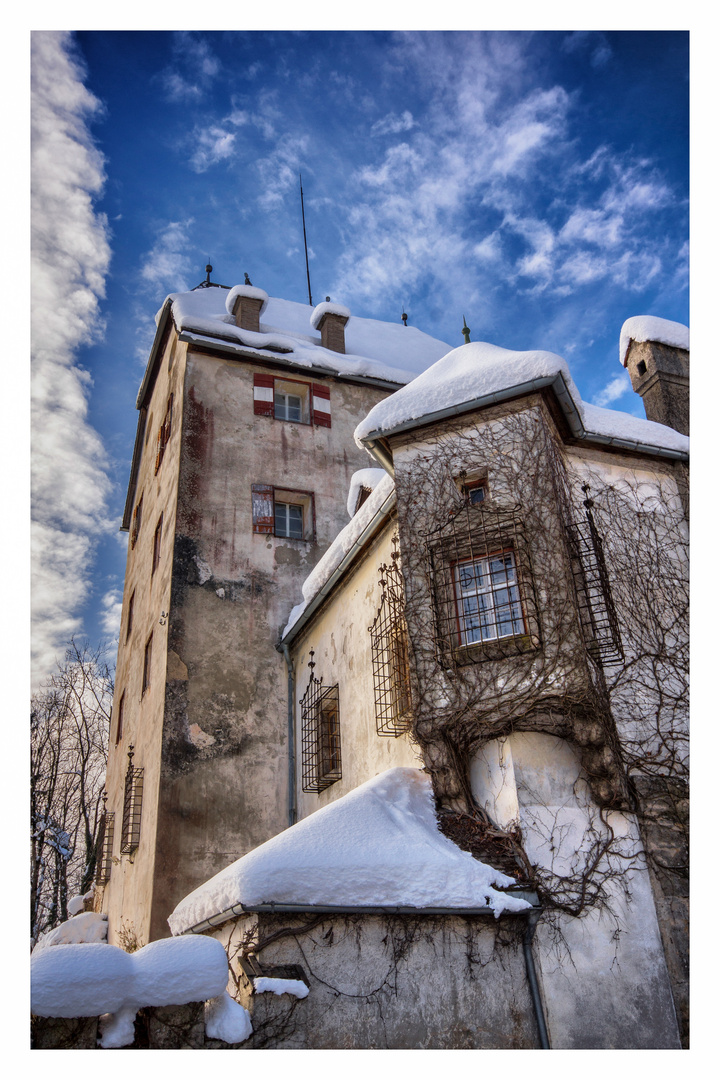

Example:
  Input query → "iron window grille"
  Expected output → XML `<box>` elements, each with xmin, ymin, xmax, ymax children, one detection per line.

<box><xmin>95</xmin><ymin>803</ymin><xmax>115</xmax><ymax>885</ymax></box>
<box><xmin>565</xmin><ymin>486</ymin><xmax>624</xmax><ymax>665</ymax></box>
<box><xmin>370</xmin><ymin>537</ymin><xmax>413</xmax><ymax>735</ymax></box>
<box><xmin>300</xmin><ymin>652</ymin><xmax>341</xmax><ymax>792</ymax></box>
<box><xmin>426</xmin><ymin>500</ymin><xmax>540</xmax><ymax>666</ymax></box>
<box><xmin>120</xmin><ymin>746</ymin><xmax>144</xmax><ymax>854</ymax></box>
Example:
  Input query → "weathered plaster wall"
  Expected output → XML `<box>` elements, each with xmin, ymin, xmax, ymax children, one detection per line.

<box><xmin>102</xmin><ymin>332</ymin><xmax>187</xmax><ymax>948</ymax></box>
<box><xmin>471</xmin><ymin>732</ymin><xmax>680</xmax><ymax>1048</ymax></box>
<box><xmin>149</xmin><ymin>351</ymin><xmax>391</xmax><ymax>938</ymax></box>
<box><xmin>215</xmin><ymin>911</ymin><xmax>539</xmax><ymax>1049</ymax></box>
<box><xmin>291</xmin><ymin>520</ymin><xmax>423</xmax><ymax>821</ymax></box>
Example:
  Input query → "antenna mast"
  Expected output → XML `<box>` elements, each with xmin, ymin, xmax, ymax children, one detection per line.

<box><xmin>300</xmin><ymin>173</ymin><xmax>313</xmax><ymax>307</ymax></box>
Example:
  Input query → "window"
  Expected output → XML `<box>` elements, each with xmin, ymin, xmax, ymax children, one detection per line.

<box><xmin>142</xmin><ymin>634</ymin><xmax>153</xmax><ymax>695</ymax></box>
<box><xmin>152</xmin><ymin>514</ymin><xmax>163</xmax><ymax>575</ymax></box>
<box><xmin>115</xmin><ymin>690</ymin><xmax>125</xmax><ymax>745</ymax></box>
<box><xmin>253</xmin><ymin>373</ymin><xmax>331</xmax><ymax>428</ymax></box>
<box><xmin>427</xmin><ymin>501</ymin><xmax>539</xmax><ymax>666</ymax></box>
<box><xmin>126</xmin><ymin>591</ymin><xmax>134</xmax><ymax>642</ymax></box>
<box><xmin>453</xmin><ymin>550</ymin><xmax>526</xmax><ymax>646</ymax></box>
<box><xmin>370</xmin><ymin>538</ymin><xmax>413</xmax><ymax>736</ymax></box>
<box><xmin>120</xmin><ymin>746</ymin><xmax>144</xmax><ymax>854</ymax></box>
<box><xmin>154</xmin><ymin>395</ymin><xmax>173</xmax><ymax>474</ymax></box>
<box><xmin>300</xmin><ymin>653</ymin><xmax>341</xmax><ymax>793</ymax></box>
<box><xmin>252</xmin><ymin>484</ymin><xmax>315</xmax><ymax>541</ymax></box>
<box><xmin>131</xmin><ymin>495</ymin><xmax>143</xmax><ymax>549</ymax></box>
<box><xmin>463</xmin><ymin>480</ymin><xmax>487</xmax><ymax>505</ymax></box>
<box><xmin>95</xmin><ymin>810</ymin><xmax>115</xmax><ymax>885</ymax></box>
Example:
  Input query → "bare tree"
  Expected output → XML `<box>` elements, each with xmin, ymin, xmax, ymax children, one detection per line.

<box><xmin>31</xmin><ymin>640</ymin><xmax>113</xmax><ymax>944</ymax></box>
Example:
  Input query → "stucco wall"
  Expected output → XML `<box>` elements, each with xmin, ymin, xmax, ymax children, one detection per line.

<box><xmin>215</xmin><ymin>911</ymin><xmax>539</xmax><ymax>1049</ymax></box>
<box><xmin>103</xmin><ymin>332</ymin><xmax>187</xmax><ymax>947</ymax></box>
<box><xmin>148</xmin><ymin>350</ymin><xmax>392</xmax><ymax>938</ymax></box>
<box><xmin>290</xmin><ymin>520</ymin><xmax>424</xmax><ymax>822</ymax></box>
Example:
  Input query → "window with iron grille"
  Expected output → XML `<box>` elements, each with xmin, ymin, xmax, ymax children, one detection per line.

<box><xmin>154</xmin><ymin>394</ymin><xmax>174</xmax><ymax>474</ymax></box>
<box><xmin>300</xmin><ymin>653</ymin><xmax>341</xmax><ymax>793</ymax></box>
<box><xmin>565</xmin><ymin>486</ymin><xmax>624</xmax><ymax>665</ymax></box>
<box><xmin>370</xmin><ymin>538</ymin><xmax>413</xmax><ymax>735</ymax></box>
<box><xmin>120</xmin><ymin>747</ymin><xmax>144</xmax><ymax>854</ymax></box>
<box><xmin>427</xmin><ymin>500</ymin><xmax>540</xmax><ymax>666</ymax></box>
<box><xmin>95</xmin><ymin>809</ymin><xmax>115</xmax><ymax>885</ymax></box>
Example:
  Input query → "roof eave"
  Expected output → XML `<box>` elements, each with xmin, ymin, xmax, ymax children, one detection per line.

<box><xmin>359</xmin><ymin>372</ymin><xmax>689</xmax><ymax>465</ymax></box>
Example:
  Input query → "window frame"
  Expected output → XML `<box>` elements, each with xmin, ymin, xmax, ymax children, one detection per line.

<box><xmin>152</xmin><ymin>513</ymin><xmax>163</xmax><ymax>575</ymax></box>
<box><xmin>142</xmin><ymin>634</ymin><xmax>153</xmax><ymax>696</ymax></box>
<box><xmin>252</xmin><ymin>484</ymin><xmax>315</xmax><ymax>542</ymax></box>
<box><xmin>451</xmin><ymin>547</ymin><xmax>527</xmax><ymax>648</ymax></box>
<box><xmin>253</xmin><ymin>372</ymin><xmax>331</xmax><ymax>428</ymax></box>
<box><xmin>131</xmin><ymin>494</ymin><xmax>143</xmax><ymax>550</ymax></box>
<box><xmin>115</xmin><ymin>689</ymin><xmax>125</xmax><ymax>746</ymax></box>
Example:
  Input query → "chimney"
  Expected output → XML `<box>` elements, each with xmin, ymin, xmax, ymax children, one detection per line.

<box><xmin>311</xmin><ymin>301</ymin><xmax>351</xmax><ymax>355</ymax></box>
<box><xmin>621</xmin><ymin>317</ymin><xmax>689</xmax><ymax>436</ymax></box>
<box><xmin>225</xmin><ymin>285</ymin><xmax>269</xmax><ymax>333</ymax></box>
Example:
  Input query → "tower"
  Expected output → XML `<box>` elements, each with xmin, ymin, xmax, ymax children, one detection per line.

<box><xmin>98</xmin><ymin>277</ymin><xmax>451</xmax><ymax>943</ymax></box>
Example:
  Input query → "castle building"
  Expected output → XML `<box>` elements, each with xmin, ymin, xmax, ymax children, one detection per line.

<box><xmin>100</xmin><ymin>282</ymin><xmax>688</xmax><ymax>1048</ymax></box>
<box><xmin>98</xmin><ymin>276</ymin><xmax>451</xmax><ymax>944</ymax></box>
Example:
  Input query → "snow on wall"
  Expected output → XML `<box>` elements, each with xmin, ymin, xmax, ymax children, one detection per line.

<box><xmin>253</xmin><ymin>977</ymin><xmax>310</xmax><ymax>999</ymax></box>
<box><xmin>346</xmin><ymin>468</ymin><xmax>388</xmax><ymax>518</ymax></box>
<box><xmin>33</xmin><ymin>911</ymin><xmax>108</xmax><ymax>951</ymax></box>
<box><xmin>354</xmin><ymin>340</ymin><xmax>689</xmax><ymax>455</ymax></box>
<box><xmin>161</xmin><ymin>287</ymin><xmax>452</xmax><ymax>385</ymax></box>
<box><xmin>619</xmin><ymin>315</ymin><xmax>689</xmax><ymax>366</ymax></box>
<box><xmin>31</xmin><ymin>935</ymin><xmax>229</xmax><ymax>1020</ymax></box>
<box><xmin>168</xmin><ymin>767</ymin><xmax>531</xmax><ymax>935</ymax></box>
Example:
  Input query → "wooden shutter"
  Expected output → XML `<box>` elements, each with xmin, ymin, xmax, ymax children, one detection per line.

<box><xmin>252</xmin><ymin>484</ymin><xmax>274</xmax><ymax>534</ymax></box>
<box><xmin>253</xmin><ymin>373</ymin><xmax>274</xmax><ymax>416</ymax></box>
<box><xmin>312</xmin><ymin>383</ymin><xmax>331</xmax><ymax>428</ymax></box>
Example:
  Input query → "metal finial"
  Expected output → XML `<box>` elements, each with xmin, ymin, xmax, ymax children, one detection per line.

<box><xmin>326</xmin><ymin>296</ymin><xmax>331</xmax><ymax>302</ymax></box>
<box><xmin>205</xmin><ymin>264</ymin><xmax>212</xmax><ymax>282</ymax></box>
<box><xmin>127</xmin><ymin>744</ymin><xmax>135</xmax><ymax>765</ymax></box>
<box><xmin>462</xmin><ymin>316</ymin><xmax>471</xmax><ymax>344</ymax></box>
<box><xmin>244</xmin><ymin>273</ymin><xmax>252</xmax><ymax>286</ymax></box>
<box><xmin>308</xmin><ymin>650</ymin><xmax>315</xmax><ymax>671</ymax></box>
<box><xmin>401</xmin><ymin>311</ymin><xmax>408</xmax><ymax>326</ymax></box>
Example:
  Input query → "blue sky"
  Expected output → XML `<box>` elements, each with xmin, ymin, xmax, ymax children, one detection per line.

<box><xmin>30</xmin><ymin>29</ymin><xmax>689</xmax><ymax>686</ymax></box>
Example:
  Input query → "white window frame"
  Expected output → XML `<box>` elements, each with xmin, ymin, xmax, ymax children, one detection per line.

<box><xmin>453</xmin><ymin>549</ymin><xmax>526</xmax><ymax>647</ymax></box>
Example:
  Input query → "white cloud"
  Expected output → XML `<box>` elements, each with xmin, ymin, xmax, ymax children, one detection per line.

<box><xmin>189</xmin><ymin>126</ymin><xmax>237</xmax><ymax>172</ymax></box>
<box><xmin>99</xmin><ymin>588</ymin><xmax>123</xmax><ymax>641</ymax></box>
<box><xmin>31</xmin><ymin>31</ymin><xmax>113</xmax><ymax>688</ymax></box>
<box><xmin>255</xmin><ymin>136</ymin><xmax>310</xmax><ymax>210</ymax></box>
<box><xmin>371</xmin><ymin>110</ymin><xmax>416</xmax><ymax>136</ymax></box>
<box><xmin>159</xmin><ymin>32</ymin><xmax>221</xmax><ymax>102</ymax></box>
<box><xmin>592</xmin><ymin>372</ymin><xmax>632</xmax><ymax>408</ymax></box>
<box><xmin>139</xmin><ymin>219</ymin><xmax>195</xmax><ymax>296</ymax></box>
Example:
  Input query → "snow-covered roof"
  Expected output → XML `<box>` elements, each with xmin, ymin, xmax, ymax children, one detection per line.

<box><xmin>619</xmin><ymin>315</ymin><xmax>689</xmax><ymax>366</ymax></box>
<box><xmin>33</xmin><ymin>912</ymin><xmax>108</xmax><ymax>952</ymax></box>
<box><xmin>354</xmin><ymin>340</ymin><xmax>689</xmax><ymax>458</ymax></box>
<box><xmin>168</xmin><ymin>767</ymin><xmax>532</xmax><ymax>936</ymax></box>
<box><xmin>160</xmin><ymin>286</ymin><xmax>452</xmax><ymax>387</ymax></box>
<box><xmin>346</xmin><ymin>467</ymin><xmax>388</xmax><ymax>518</ymax></box>
<box><xmin>283</xmin><ymin>471</ymin><xmax>395</xmax><ymax>640</ymax></box>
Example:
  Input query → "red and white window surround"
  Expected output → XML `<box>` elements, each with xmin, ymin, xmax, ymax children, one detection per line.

<box><xmin>253</xmin><ymin>373</ymin><xmax>331</xmax><ymax>428</ymax></box>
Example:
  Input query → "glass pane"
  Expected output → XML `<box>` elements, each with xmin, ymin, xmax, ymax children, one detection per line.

<box><xmin>288</xmin><ymin>504</ymin><xmax>303</xmax><ymax>538</ymax></box>
<box><xmin>287</xmin><ymin>395</ymin><xmax>302</xmax><ymax>422</ymax></box>
<box><xmin>490</xmin><ymin>554</ymin><xmax>515</xmax><ymax>584</ymax></box>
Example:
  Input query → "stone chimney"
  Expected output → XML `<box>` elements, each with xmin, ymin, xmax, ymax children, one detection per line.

<box><xmin>225</xmin><ymin>285</ymin><xmax>269</xmax><ymax>333</ymax></box>
<box><xmin>311</xmin><ymin>301</ymin><xmax>351</xmax><ymax>354</ymax></box>
<box><xmin>621</xmin><ymin>317</ymin><xmax>689</xmax><ymax>436</ymax></box>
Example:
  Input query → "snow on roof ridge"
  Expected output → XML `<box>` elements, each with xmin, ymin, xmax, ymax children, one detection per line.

<box><xmin>619</xmin><ymin>315</ymin><xmax>689</xmax><ymax>366</ymax></box>
<box><xmin>354</xmin><ymin>339</ymin><xmax>689</xmax><ymax>455</ymax></box>
<box><xmin>168</xmin><ymin>767</ymin><xmax>531</xmax><ymax>935</ymax></box>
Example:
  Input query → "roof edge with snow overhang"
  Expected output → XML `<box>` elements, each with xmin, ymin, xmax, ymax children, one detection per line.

<box><xmin>359</xmin><ymin>371</ymin><xmax>689</xmax><ymax>465</ymax></box>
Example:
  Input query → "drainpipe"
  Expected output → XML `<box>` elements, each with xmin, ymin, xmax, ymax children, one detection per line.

<box><xmin>281</xmin><ymin>643</ymin><xmax>297</xmax><ymax>828</ymax></box>
<box><xmin>523</xmin><ymin>908</ymin><xmax>550</xmax><ymax>1049</ymax></box>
